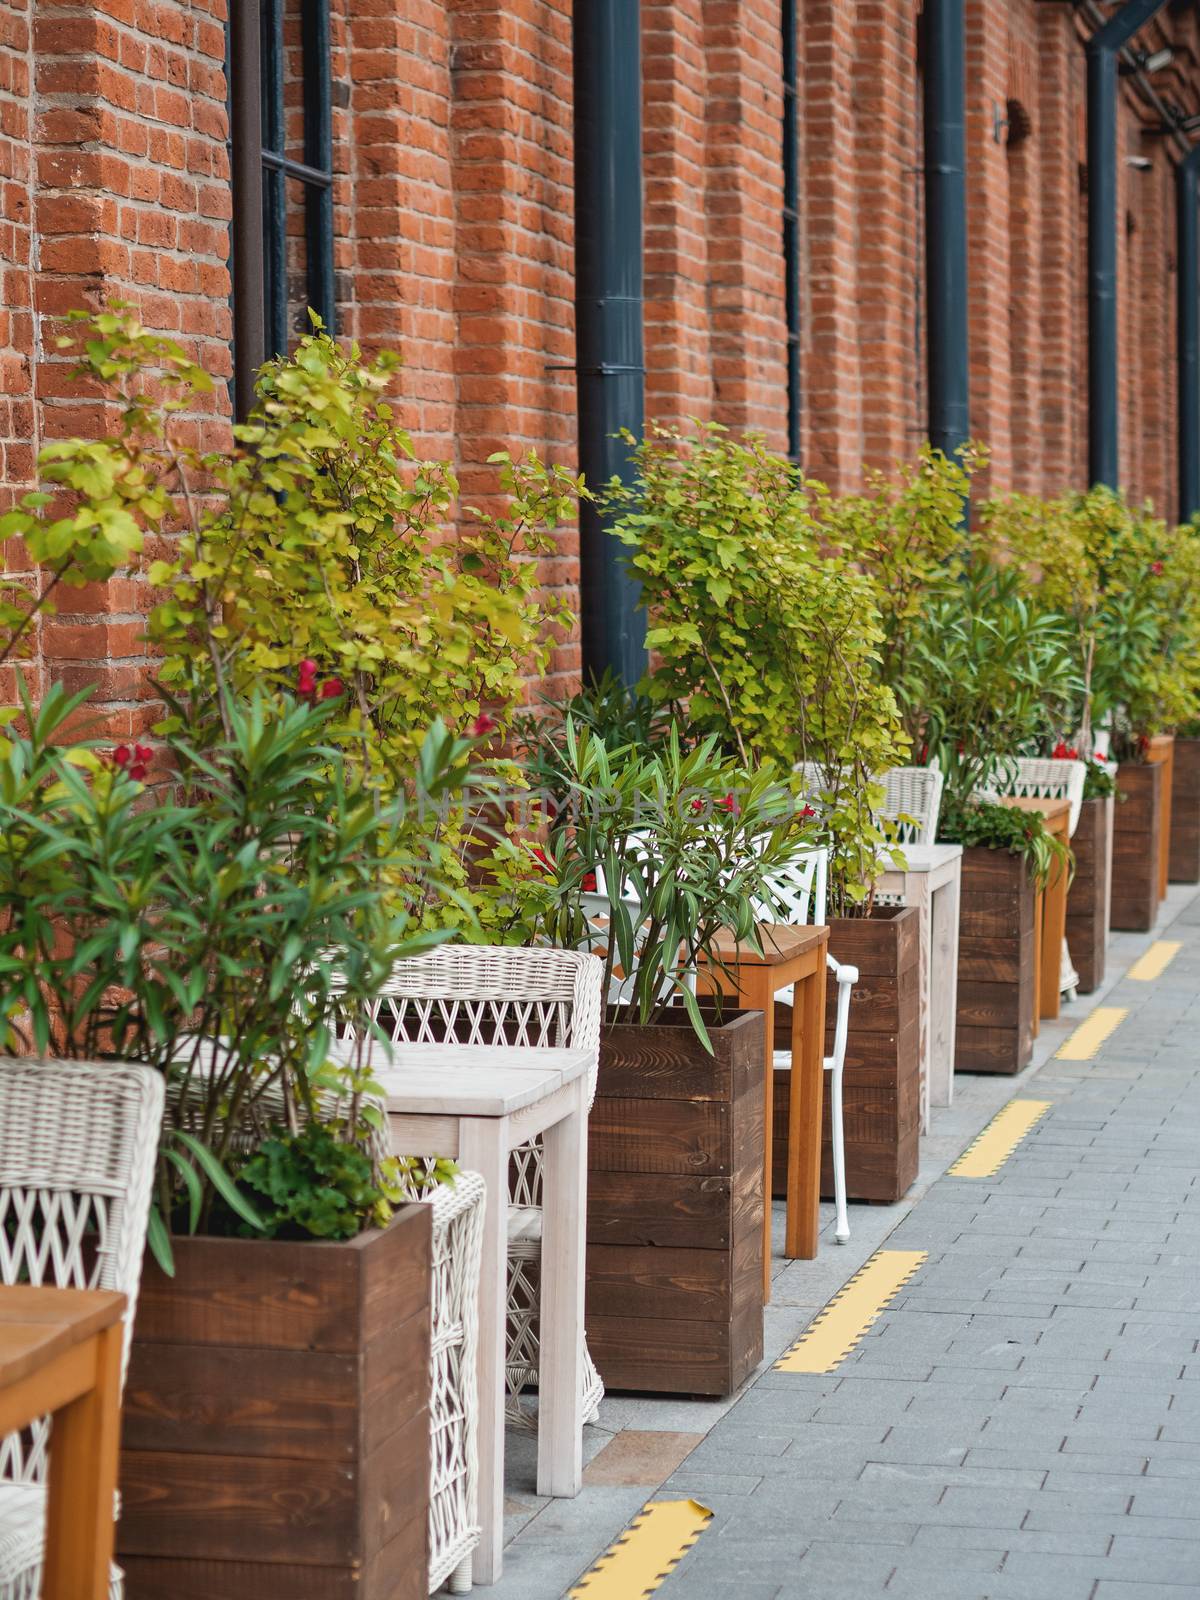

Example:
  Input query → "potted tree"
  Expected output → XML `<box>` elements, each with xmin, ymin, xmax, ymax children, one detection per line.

<box><xmin>910</xmin><ymin>561</ymin><xmax>1078</xmax><ymax>1074</ymax></box>
<box><xmin>522</xmin><ymin>710</ymin><xmax>821</xmax><ymax>1395</ymax></box>
<box><xmin>604</xmin><ymin>426</ymin><xmax>922</xmax><ymax>1205</ymax></box>
<box><xmin>0</xmin><ymin>310</ymin><xmax>572</xmax><ymax>1597</ymax></box>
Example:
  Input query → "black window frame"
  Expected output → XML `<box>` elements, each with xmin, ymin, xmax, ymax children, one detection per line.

<box><xmin>228</xmin><ymin>0</ymin><xmax>335</xmax><ymax>419</ymax></box>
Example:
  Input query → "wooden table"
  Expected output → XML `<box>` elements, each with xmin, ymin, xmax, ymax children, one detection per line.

<box><xmin>996</xmin><ymin>794</ymin><xmax>1071</xmax><ymax>1028</ymax></box>
<box><xmin>0</xmin><ymin>1285</ymin><xmax>126</xmax><ymax>1600</ymax></box>
<box><xmin>701</xmin><ymin>924</ymin><xmax>830</xmax><ymax>1300</ymax></box>
<box><xmin>360</xmin><ymin>1042</ymin><xmax>592</xmax><ymax>1587</ymax></box>
<box><xmin>876</xmin><ymin>842</ymin><xmax>963</xmax><ymax>1131</ymax></box>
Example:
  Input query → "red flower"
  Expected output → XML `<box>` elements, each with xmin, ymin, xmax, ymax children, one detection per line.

<box><xmin>1150</xmin><ymin>561</ymin><xmax>1164</xmax><ymax>576</ymax></box>
<box><xmin>690</xmin><ymin>797</ymin><xmax>706</xmax><ymax>814</ymax></box>
<box><xmin>111</xmin><ymin>743</ymin><xmax>151</xmax><ymax>781</ymax></box>
<box><xmin>471</xmin><ymin>712</ymin><xmax>497</xmax><ymax>738</ymax></box>
<box><xmin>529</xmin><ymin>845</ymin><xmax>553</xmax><ymax>873</ymax></box>
<box><xmin>1051</xmin><ymin>740</ymin><xmax>1079</xmax><ymax>760</ymax></box>
<box><xmin>296</xmin><ymin>658</ymin><xmax>318</xmax><ymax>692</ymax></box>
<box><xmin>581</xmin><ymin>869</ymin><xmax>598</xmax><ymax>892</ymax></box>
<box><xmin>318</xmin><ymin>678</ymin><xmax>344</xmax><ymax>700</ymax></box>
<box><xmin>715</xmin><ymin>793</ymin><xmax>739</xmax><ymax>815</ymax></box>
<box><xmin>800</xmin><ymin>804</ymin><xmax>817</xmax><ymax>819</ymax></box>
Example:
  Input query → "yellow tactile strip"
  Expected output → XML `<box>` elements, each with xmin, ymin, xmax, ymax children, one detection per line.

<box><xmin>948</xmin><ymin>1099</ymin><xmax>1052</xmax><ymax>1178</ymax></box>
<box><xmin>1127</xmin><ymin>941</ymin><xmax>1182</xmax><ymax>982</ymax></box>
<box><xmin>1056</xmin><ymin>1006</ymin><xmax>1129</xmax><ymax>1062</ymax></box>
<box><xmin>774</xmin><ymin>1249</ymin><xmax>927</xmax><ymax>1375</ymax></box>
<box><xmin>568</xmin><ymin>1498</ymin><xmax>713</xmax><ymax>1599</ymax></box>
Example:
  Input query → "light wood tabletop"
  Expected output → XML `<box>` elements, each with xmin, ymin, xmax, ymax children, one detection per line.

<box><xmin>0</xmin><ymin>1285</ymin><xmax>126</xmax><ymax>1600</ymax></box>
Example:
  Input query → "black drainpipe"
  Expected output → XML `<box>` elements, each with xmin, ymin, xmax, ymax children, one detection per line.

<box><xmin>922</xmin><ymin>0</ymin><xmax>970</xmax><ymax>465</ymax></box>
<box><xmin>1085</xmin><ymin>0</ymin><xmax>1168</xmax><ymax>489</ymax></box>
<box><xmin>573</xmin><ymin>0</ymin><xmax>647</xmax><ymax>687</ymax></box>
<box><xmin>1179</xmin><ymin>142</ymin><xmax>1200</xmax><ymax>521</ymax></box>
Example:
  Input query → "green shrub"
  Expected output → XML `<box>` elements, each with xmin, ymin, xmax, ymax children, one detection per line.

<box><xmin>604</xmin><ymin>423</ymin><xmax>909</xmax><ymax>914</ymax></box>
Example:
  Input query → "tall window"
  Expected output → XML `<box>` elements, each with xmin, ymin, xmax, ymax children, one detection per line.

<box><xmin>228</xmin><ymin>0</ymin><xmax>335</xmax><ymax>415</ymax></box>
<box><xmin>782</xmin><ymin>0</ymin><xmax>801</xmax><ymax>460</ymax></box>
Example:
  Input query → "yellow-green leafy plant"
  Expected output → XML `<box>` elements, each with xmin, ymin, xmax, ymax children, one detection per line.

<box><xmin>4</xmin><ymin>307</ymin><xmax>581</xmax><ymax>937</ymax></box>
<box><xmin>813</xmin><ymin>442</ymin><xmax>985</xmax><ymax>744</ymax></box>
<box><xmin>605</xmin><ymin>423</ymin><xmax>909</xmax><ymax>915</ymax></box>
<box><xmin>977</xmin><ymin>485</ymin><xmax>1200</xmax><ymax>761</ymax></box>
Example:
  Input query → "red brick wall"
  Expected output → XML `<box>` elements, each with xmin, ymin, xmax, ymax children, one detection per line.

<box><xmin>2</xmin><ymin>0</ymin><xmax>1198</xmax><ymax>716</ymax></box>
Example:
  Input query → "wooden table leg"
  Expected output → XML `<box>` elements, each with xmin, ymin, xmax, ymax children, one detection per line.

<box><xmin>911</xmin><ymin>876</ymin><xmax>932</xmax><ymax>1136</ymax></box>
<box><xmin>929</xmin><ymin>873</ymin><xmax>961</xmax><ymax>1112</ymax></box>
<box><xmin>785</xmin><ymin>962</ymin><xmax>827</xmax><ymax>1261</ymax></box>
<box><xmin>537</xmin><ymin>1075</ymin><xmax>586</xmax><ymax>1499</ymax></box>
<box><xmin>458</xmin><ymin>1116</ymin><xmax>509</xmax><ymax>1585</ymax></box>
<box><xmin>1040</xmin><ymin>845</ymin><xmax>1068</xmax><ymax>1022</ymax></box>
<box><xmin>754</xmin><ymin>974</ymin><xmax>775</xmax><ymax>1304</ymax></box>
<box><xmin>41</xmin><ymin>1323</ymin><xmax>122</xmax><ymax>1600</ymax></box>
<box><xmin>1031</xmin><ymin>881</ymin><xmax>1044</xmax><ymax>1039</ymax></box>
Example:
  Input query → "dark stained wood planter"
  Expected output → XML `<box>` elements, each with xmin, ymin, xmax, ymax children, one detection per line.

<box><xmin>954</xmin><ymin>845</ymin><xmax>1037</xmax><ymax>1074</ymax></box>
<box><xmin>1065</xmin><ymin>795</ymin><xmax>1113</xmax><ymax>993</ymax></box>
<box><xmin>769</xmin><ymin>906</ymin><xmax>920</xmax><ymax>1204</ymax></box>
<box><xmin>118</xmin><ymin>1207</ymin><xmax>433</xmax><ymax>1600</ymax></box>
<box><xmin>1169</xmin><ymin>735</ymin><xmax>1200</xmax><ymax>884</ymax></box>
<box><xmin>1111</xmin><ymin>760</ymin><xmax>1165</xmax><ymax>931</ymax></box>
<box><xmin>586</xmin><ymin>1006</ymin><xmax>764</xmax><ymax>1397</ymax></box>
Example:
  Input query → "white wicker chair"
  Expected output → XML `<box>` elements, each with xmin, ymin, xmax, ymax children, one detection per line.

<box><xmin>978</xmin><ymin>756</ymin><xmax>1086</xmax><ymax>836</ymax></box>
<box><xmin>423</xmin><ymin>1169</ymin><xmax>485</xmax><ymax>1596</ymax></box>
<box><xmin>0</xmin><ymin>1059</ymin><xmax>164</xmax><ymax>1600</ymax></box>
<box><xmin>880</xmin><ymin>765</ymin><xmax>945</xmax><ymax>845</ymax></box>
<box><xmin>795</xmin><ymin>761</ymin><xmax>944</xmax><ymax>847</ymax></box>
<box><xmin>353</xmin><ymin>948</ymin><xmax>605</xmax><ymax>1435</ymax></box>
<box><xmin>168</xmin><ymin>1056</ymin><xmax>485</xmax><ymax>1595</ymax></box>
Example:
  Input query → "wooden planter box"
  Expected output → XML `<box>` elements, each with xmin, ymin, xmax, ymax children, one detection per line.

<box><xmin>1144</xmin><ymin>733</ymin><xmax>1175</xmax><ymax>901</ymax></box>
<box><xmin>770</xmin><ymin>906</ymin><xmax>920</xmax><ymax>1204</ymax></box>
<box><xmin>1112</xmin><ymin>760</ymin><xmax>1165</xmax><ymax>932</ymax></box>
<box><xmin>118</xmin><ymin>1207</ymin><xmax>433</xmax><ymax>1600</ymax></box>
<box><xmin>586</xmin><ymin>1006</ymin><xmax>764</xmax><ymax>1396</ymax></box>
<box><xmin>954</xmin><ymin>845</ymin><xmax>1037</xmax><ymax>1074</ymax></box>
<box><xmin>1169</xmin><ymin>735</ymin><xmax>1200</xmax><ymax>884</ymax></box>
<box><xmin>1065</xmin><ymin>794</ymin><xmax>1113</xmax><ymax>993</ymax></box>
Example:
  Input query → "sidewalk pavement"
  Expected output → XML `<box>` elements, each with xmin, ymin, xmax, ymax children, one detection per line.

<box><xmin>485</xmin><ymin>883</ymin><xmax>1200</xmax><ymax>1600</ymax></box>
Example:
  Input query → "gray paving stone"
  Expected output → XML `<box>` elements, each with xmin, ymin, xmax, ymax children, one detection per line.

<box><xmin>494</xmin><ymin>888</ymin><xmax>1200</xmax><ymax>1597</ymax></box>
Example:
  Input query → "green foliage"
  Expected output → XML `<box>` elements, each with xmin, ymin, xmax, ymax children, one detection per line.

<box><xmin>603</xmin><ymin>423</ymin><xmax>909</xmax><ymax>914</ymax></box>
<box><xmin>977</xmin><ymin>486</ymin><xmax>1200</xmax><ymax>759</ymax></box>
<box><xmin>0</xmin><ymin>316</ymin><xmax>206</xmax><ymax>670</ymax></box>
<box><xmin>936</xmin><ymin>794</ymin><xmax>1070</xmax><ymax>888</ymax></box>
<box><xmin>813</xmin><ymin>442</ymin><xmax>984</xmax><ymax>740</ymax></box>
<box><xmin>911</xmin><ymin>561</ymin><xmax>1082</xmax><ymax>809</ymax></box>
<box><xmin>1082</xmin><ymin>759</ymin><xmax>1118</xmax><ymax>801</ymax></box>
<box><xmin>526</xmin><ymin>720</ymin><xmax>822</xmax><ymax>1049</ymax></box>
<box><xmin>3</xmin><ymin>308</ymin><xmax>580</xmax><ymax>940</ymax></box>
<box><xmin>0</xmin><ymin>678</ymin><xmax>470</xmax><ymax>1260</ymax></box>
<box><xmin>227</xmin><ymin>1123</ymin><xmax>390</xmax><ymax>1242</ymax></box>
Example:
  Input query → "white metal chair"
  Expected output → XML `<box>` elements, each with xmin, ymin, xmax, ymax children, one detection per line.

<box><xmin>753</xmin><ymin>848</ymin><xmax>856</xmax><ymax>1245</ymax></box>
<box><xmin>0</xmin><ymin>1059</ymin><xmax>164</xmax><ymax>1600</ymax></box>
<box><xmin>169</xmin><ymin>1051</ymin><xmax>486</xmax><ymax>1595</ymax></box>
<box><xmin>357</xmin><ymin>948</ymin><xmax>605</xmax><ymax>1435</ymax></box>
